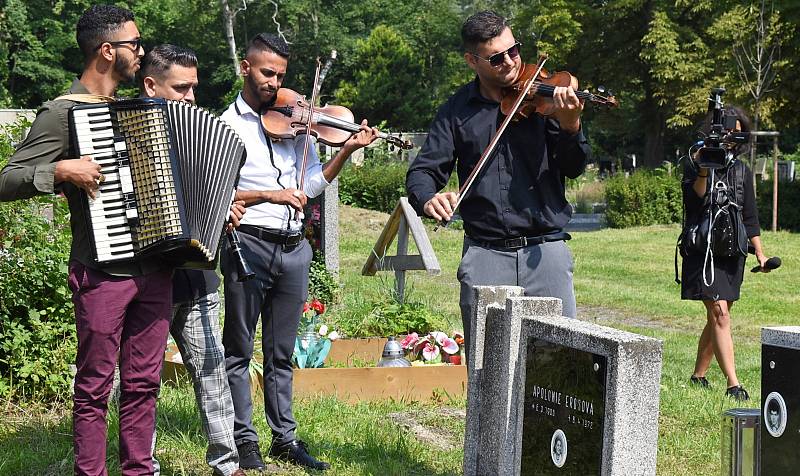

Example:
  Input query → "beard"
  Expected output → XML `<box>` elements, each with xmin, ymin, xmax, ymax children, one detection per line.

<box><xmin>245</xmin><ymin>74</ymin><xmax>277</xmax><ymax>110</ymax></box>
<box><xmin>114</xmin><ymin>54</ymin><xmax>138</xmax><ymax>84</ymax></box>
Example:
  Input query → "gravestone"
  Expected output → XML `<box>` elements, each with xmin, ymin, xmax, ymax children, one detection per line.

<box><xmin>761</xmin><ymin>326</ymin><xmax>800</xmax><ymax>475</ymax></box>
<box><xmin>464</xmin><ymin>286</ymin><xmax>663</xmax><ymax>476</ymax></box>
<box><xmin>306</xmin><ymin>144</ymin><xmax>340</xmax><ymax>275</ymax></box>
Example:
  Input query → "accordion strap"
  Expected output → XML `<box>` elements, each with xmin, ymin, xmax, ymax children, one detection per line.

<box><xmin>53</xmin><ymin>93</ymin><xmax>114</xmax><ymax>103</ymax></box>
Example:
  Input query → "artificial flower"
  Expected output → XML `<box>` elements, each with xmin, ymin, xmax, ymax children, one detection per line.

<box><xmin>319</xmin><ymin>324</ymin><xmax>329</xmax><ymax>336</ymax></box>
<box><xmin>454</xmin><ymin>332</ymin><xmax>464</xmax><ymax>346</ymax></box>
<box><xmin>440</xmin><ymin>336</ymin><xmax>459</xmax><ymax>355</ymax></box>
<box><xmin>422</xmin><ymin>341</ymin><xmax>440</xmax><ymax>361</ymax></box>
<box><xmin>400</xmin><ymin>332</ymin><xmax>419</xmax><ymax>350</ymax></box>
<box><xmin>327</xmin><ymin>330</ymin><xmax>340</xmax><ymax>341</ymax></box>
<box><xmin>311</xmin><ymin>299</ymin><xmax>325</xmax><ymax>314</ymax></box>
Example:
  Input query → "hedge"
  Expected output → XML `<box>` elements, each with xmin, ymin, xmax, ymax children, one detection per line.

<box><xmin>604</xmin><ymin>170</ymin><xmax>682</xmax><ymax>228</ymax></box>
<box><xmin>338</xmin><ymin>157</ymin><xmax>408</xmax><ymax>213</ymax></box>
<box><xmin>757</xmin><ymin>179</ymin><xmax>800</xmax><ymax>232</ymax></box>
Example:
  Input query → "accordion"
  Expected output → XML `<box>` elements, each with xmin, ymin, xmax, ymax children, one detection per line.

<box><xmin>69</xmin><ymin>98</ymin><xmax>246</xmax><ymax>268</ymax></box>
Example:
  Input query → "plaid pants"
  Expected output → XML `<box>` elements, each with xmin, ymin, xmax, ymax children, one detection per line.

<box><xmin>157</xmin><ymin>292</ymin><xmax>239</xmax><ymax>475</ymax></box>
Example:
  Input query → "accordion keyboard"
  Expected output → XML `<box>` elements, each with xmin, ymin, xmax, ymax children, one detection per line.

<box><xmin>72</xmin><ymin>106</ymin><xmax>138</xmax><ymax>262</ymax></box>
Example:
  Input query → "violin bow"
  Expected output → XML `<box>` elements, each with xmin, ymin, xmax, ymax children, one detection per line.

<box><xmin>295</xmin><ymin>58</ymin><xmax>323</xmax><ymax>222</ymax></box>
<box><xmin>436</xmin><ymin>54</ymin><xmax>548</xmax><ymax>230</ymax></box>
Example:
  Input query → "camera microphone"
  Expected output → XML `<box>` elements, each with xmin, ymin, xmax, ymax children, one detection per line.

<box><xmin>751</xmin><ymin>256</ymin><xmax>782</xmax><ymax>273</ymax></box>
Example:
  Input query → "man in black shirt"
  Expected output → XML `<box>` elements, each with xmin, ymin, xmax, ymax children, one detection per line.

<box><xmin>406</xmin><ymin>10</ymin><xmax>591</xmax><ymax>347</ymax></box>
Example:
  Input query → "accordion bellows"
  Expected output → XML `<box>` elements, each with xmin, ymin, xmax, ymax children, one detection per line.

<box><xmin>70</xmin><ymin>98</ymin><xmax>246</xmax><ymax>268</ymax></box>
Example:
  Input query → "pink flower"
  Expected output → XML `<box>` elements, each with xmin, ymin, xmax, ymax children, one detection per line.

<box><xmin>440</xmin><ymin>337</ymin><xmax>459</xmax><ymax>355</ymax></box>
<box><xmin>400</xmin><ymin>332</ymin><xmax>419</xmax><ymax>350</ymax></box>
<box><xmin>422</xmin><ymin>341</ymin><xmax>440</xmax><ymax>361</ymax></box>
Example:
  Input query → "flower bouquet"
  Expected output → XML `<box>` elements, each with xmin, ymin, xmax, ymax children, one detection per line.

<box><xmin>293</xmin><ymin>299</ymin><xmax>339</xmax><ymax>368</ymax></box>
<box><xmin>400</xmin><ymin>331</ymin><xmax>464</xmax><ymax>365</ymax></box>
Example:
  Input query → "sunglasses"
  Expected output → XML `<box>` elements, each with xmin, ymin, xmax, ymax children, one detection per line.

<box><xmin>472</xmin><ymin>42</ymin><xmax>521</xmax><ymax>67</ymax></box>
<box><xmin>95</xmin><ymin>38</ymin><xmax>143</xmax><ymax>51</ymax></box>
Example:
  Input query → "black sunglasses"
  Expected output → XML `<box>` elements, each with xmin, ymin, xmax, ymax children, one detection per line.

<box><xmin>95</xmin><ymin>38</ymin><xmax>143</xmax><ymax>51</ymax></box>
<box><xmin>472</xmin><ymin>42</ymin><xmax>522</xmax><ymax>67</ymax></box>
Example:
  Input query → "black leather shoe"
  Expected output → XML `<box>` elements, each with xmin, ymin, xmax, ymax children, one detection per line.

<box><xmin>237</xmin><ymin>441</ymin><xmax>266</xmax><ymax>471</ymax></box>
<box><xmin>690</xmin><ymin>375</ymin><xmax>710</xmax><ymax>388</ymax></box>
<box><xmin>726</xmin><ymin>385</ymin><xmax>750</xmax><ymax>402</ymax></box>
<box><xmin>269</xmin><ymin>440</ymin><xmax>330</xmax><ymax>471</ymax></box>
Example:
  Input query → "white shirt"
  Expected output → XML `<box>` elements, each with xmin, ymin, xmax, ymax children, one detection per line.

<box><xmin>221</xmin><ymin>94</ymin><xmax>329</xmax><ymax>231</ymax></box>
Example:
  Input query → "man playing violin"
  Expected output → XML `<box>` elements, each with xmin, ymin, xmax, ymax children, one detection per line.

<box><xmin>219</xmin><ymin>32</ymin><xmax>378</xmax><ymax>472</ymax></box>
<box><xmin>406</xmin><ymin>10</ymin><xmax>591</xmax><ymax>349</ymax></box>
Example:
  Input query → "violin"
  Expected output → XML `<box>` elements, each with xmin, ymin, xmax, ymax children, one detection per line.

<box><xmin>500</xmin><ymin>61</ymin><xmax>618</xmax><ymax>120</ymax></box>
<box><xmin>261</xmin><ymin>88</ymin><xmax>413</xmax><ymax>150</ymax></box>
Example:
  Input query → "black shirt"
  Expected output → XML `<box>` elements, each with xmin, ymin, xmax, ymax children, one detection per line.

<box><xmin>406</xmin><ymin>78</ymin><xmax>591</xmax><ymax>242</ymax></box>
<box><xmin>172</xmin><ymin>269</ymin><xmax>220</xmax><ymax>304</ymax></box>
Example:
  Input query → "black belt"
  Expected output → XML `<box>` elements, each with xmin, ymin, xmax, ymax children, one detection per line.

<box><xmin>471</xmin><ymin>232</ymin><xmax>571</xmax><ymax>251</ymax></box>
<box><xmin>238</xmin><ymin>224</ymin><xmax>304</xmax><ymax>246</ymax></box>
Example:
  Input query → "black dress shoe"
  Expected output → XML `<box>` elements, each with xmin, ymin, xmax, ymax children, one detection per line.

<box><xmin>237</xmin><ymin>441</ymin><xmax>266</xmax><ymax>471</ymax></box>
<box><xmin>726</xmin><ymin>385</ymin><xmax>750</xmax><ymax>402</ymax></box>
<box><xmin>269</xmin><ymin>439</ymin><xmax>330</xmax><ymax>471</ymax></box>
<box><xmin>690</xmin><ymin>375</ymin><xmax>710</xmax><ymax>388</ymax></box>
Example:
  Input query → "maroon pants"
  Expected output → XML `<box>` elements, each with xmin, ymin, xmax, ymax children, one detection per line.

<box><xmin>68</xmin><ymin>262</ymin><xmax>172</xmax><ymax>476</ymax></box>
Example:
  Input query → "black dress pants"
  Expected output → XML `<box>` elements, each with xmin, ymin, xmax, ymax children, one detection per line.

<box><xmin>221</xmin><ymin>232</ymin><xmax>312</xmax><ymax>446</ymax></box>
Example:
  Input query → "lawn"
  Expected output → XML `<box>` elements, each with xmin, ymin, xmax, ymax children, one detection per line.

<box><xmin>1</xmin><ymin>205</ymin><xmax>797</xmax><ymax>475</ymax></box>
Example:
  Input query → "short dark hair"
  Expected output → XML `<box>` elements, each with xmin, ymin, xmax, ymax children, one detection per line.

<box><xmin>461</xmin><ymin>10</ymin><xmax>508</xmax><ymax>51</ymax></box>
<box><xmin>246</xmin><ymin>33</ymin><xmax>290</xmax><ymax>59</ymax></box>
<box><xmin>76</xmin><ymin>5</ymin><xmax>135</xmax><ymax>58</ymax></box>
<box><xmin>767</xmin><ymin>399</ymin><xmax>781</xmax><ymax>413</ymax></box>
<box><xmin>139</xmin><ymin>44</ymin><xmax>198</xmax><ymax>86</ymax></box>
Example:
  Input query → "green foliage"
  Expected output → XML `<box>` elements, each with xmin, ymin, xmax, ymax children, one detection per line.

<box><xmin>338</xmin><ymin>151</ymin><xmax>408</xmax><ymax>214</ymax></box>
<box><xmin>604</xmin><ymin>169</ymin><xmax>682</xmax><ymax>228</ymax></box>
<box><xmin>757</xmin><ymin>176</ymin><xmax>800</xmax><ymax>232</ymax></box>
<box><xmin>332</xmin><ymin>299</ymin><xmax>446</xmax><ymax>339</ymax></box>
<box><xmin>308</xmin><ymin>251</ymin><xmax>339</xmax><ymax>304</ymax></box>
<box><xmin>0</xmin><ymin>198</ymin><xmax>75</xmax><ymax>401</ymax></box>
<box><xmin>0</xmin><ymin>118</ymin><xmax>75</xmax><ymax>401</ymax></box>
<box><xmin>335</xmin><ymin>25</ymin><xmax>428</xmax><ymax>130</ymax></box>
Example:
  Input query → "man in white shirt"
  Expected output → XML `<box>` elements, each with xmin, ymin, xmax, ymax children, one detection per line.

<box><xmin>219</xmin><ymin>32</ymin><xmax>377</xmax><ymax>471</ymax></box>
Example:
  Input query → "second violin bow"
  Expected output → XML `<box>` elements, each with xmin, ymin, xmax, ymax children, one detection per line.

<box><xmin>436</xmin><ymin>55</ymin><xmax>548</xmax><ymax>230</ymax></box>
<box><xmin>295</xmin><ymin>58</ymin><xmax>323</xmax><ymax>222</ymax></box>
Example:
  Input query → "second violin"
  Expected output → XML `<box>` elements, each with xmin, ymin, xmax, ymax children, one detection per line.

<box><xmin>261</xmin><ymin>88</ymin><xmax>413</xmax><ymax>150</ymax></box>
<box><xmin>501</xmin><ymin>58</ymin><xmax>619</xmax><ymax>120</ymax></box>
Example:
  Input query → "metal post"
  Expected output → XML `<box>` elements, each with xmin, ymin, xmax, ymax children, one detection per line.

<box><xmin>747</xmin><ymin>131</ymin><xmax>780</xmax><ymax>232</ymax></box>
<box><xmin>772</xmin><ymin>135</ymin><xmax>779</xmax><ymax>232</ymax></box>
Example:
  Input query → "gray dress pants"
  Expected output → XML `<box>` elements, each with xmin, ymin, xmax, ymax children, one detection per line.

<box><xmin>221</xmin><ymin>232</ymin><xmax>312</xmax><ymax>447</ymax></box>
<box><xmin>458</xmin><ymin>237</ymin><xmax>577</xmax><ymax>347</ymax></box>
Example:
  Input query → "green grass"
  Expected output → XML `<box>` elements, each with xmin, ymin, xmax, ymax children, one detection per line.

<box><xmin>1</xmin><ymin>206</ymin><xmax>797</xmax><ymax>475</ymax></box>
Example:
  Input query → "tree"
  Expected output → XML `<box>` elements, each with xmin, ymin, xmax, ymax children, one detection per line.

<box><xmin>335</xmin><ymin>25</ymin><xmax>427</xmax><ymax>130</ymax></box>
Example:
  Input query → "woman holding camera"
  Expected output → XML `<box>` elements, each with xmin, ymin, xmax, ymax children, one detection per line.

<box><xmin>682</xmin><ymin>106</ymin><xmax>769</xmax><ymax>401</ymax></box>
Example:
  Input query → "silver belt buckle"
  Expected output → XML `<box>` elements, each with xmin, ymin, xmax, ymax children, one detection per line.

<box><xmin>504</xmin><ymin>236</ymin><xmax>527</xmax><ymax>249</ymax></box>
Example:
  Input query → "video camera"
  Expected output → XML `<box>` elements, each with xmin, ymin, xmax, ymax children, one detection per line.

<box><xmin>695</xmin><ymin>87</ymin><xmax>750</xmax><ymax>169</ymax></box>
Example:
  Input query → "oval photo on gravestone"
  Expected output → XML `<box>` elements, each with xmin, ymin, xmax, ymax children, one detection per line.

<box><xmin>551</xmin><ymin>429</ymin><xmax>568</xmax><ymax>468</ymax></box>
<box><xmin>763</xmin><ymin>391</ymin><xmax>787</xmax><ymax>438</ymax></box>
